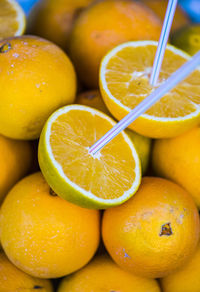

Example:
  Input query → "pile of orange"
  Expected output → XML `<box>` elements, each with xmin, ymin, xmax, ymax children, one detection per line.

<box><xmin>0</xmin><ymin>0</ymin><xmax>200</xmax><ymax>291</ymax></box>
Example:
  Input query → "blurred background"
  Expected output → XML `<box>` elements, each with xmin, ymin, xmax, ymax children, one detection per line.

<box><xmin>17</xmin><ymin>0</ymin><xmax>200</xmax><ymax>22</ymax></box>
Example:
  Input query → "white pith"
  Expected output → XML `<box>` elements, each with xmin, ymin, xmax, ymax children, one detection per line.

<box><xmin>45</xmin><ymin>105</ymin><xmax>141</xmax><ymax>204</ymax></box>
<box><xmin>100</xmin><ymin>41</ymin><xmax>200</xmax><ymax>122</ymax></box>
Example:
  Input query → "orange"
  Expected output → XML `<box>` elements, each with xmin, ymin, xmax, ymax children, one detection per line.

<box><xmin>28</xmin><ymin>0</ymin><xmax>94</xmax><ymax>50</ymax></box>
<box><xmin>76</xmin><ymin>90</ymin><xmax>111</xmax><ymax>116</ymax></box>
<box><xmin>0</xmin><ymin>134</ymin><xmax>32</xmax><ymax>204</ymax></box>
<box><xmin>100</xmin><ymin>41</ymin><xmax>200</xmax><ymax>138</ymax></box>
<box><xmin>0</xmin><ymin>0</ymin><xmax>26</xmax><ymax>40</ymax></box>
<box><xmin>0</xmin><ymin>172</ymin><xmax>100</xmax><ymax>278</ymax></box>
<box><xmin>152</xmin><ymin>126</ymin><xmax>200</xmax><ymax>208</ymax></box>
<box><xmin>171</xmin><ymin>24</ymin><xmax>200</xmax><ymax>56</ymax></box>
<box><xmin>126</xmin><ymin>129</ymin><xmax>151</xmax><ymax>174</ymax></box>
<box><xmin>161</xmin><ymin>240</ymin><xmax>200</xmax><ymax>292</ymax></box>
<box><xmin>69</xmin><ymin>0</ymin><xmax>162</xmax><ymax>88</ymax></box>
<box><xmin>58</xmin><ymin>255</ymin><xmax>161</xmax><ymax>292</ymax></box>
<box><xmin>76</xmin><ymin>90</ymin><xmax>151</xmax><ymax>174</ymax></box>
<box><xmin>142</xmin><ymin>0</ymin><xmax>190</xmax><ymax>32</ymax></box>
<box><xmin>0</xmin><ymin>252</ymin><xmax>53</xmax><ymax>291</ymax></box>
<box><xmin>102</xmin><ymin>177</ymin><xmax>200</xmax><ymax>278</ymax></box>
<box><xmin>39</xmin><ymin>105</ymin><xmax>141</xmax><ymax>209</ymax></box>
<box><xmin>0</xmin><ymin>35</ymin><xmax>76</xmax><ymax>140</ymax></box>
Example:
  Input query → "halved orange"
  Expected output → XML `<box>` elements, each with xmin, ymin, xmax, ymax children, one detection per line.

<box><xmin>0</xmin><ymin>0</ymin><xmax>26</xmax><ymax>40</ymax></box>
<box><xmin>38</xmin><ymin>105</ymin><xmax>141</xmax><ymax>209</ymax></box>
<box><xmin>100</xmin><ymin>41</ymin><xmax>200</xmax><ymax>138</ymax></box>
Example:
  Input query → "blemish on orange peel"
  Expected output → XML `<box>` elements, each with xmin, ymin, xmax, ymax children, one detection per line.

<box><xmin>0</xmin><ymin>42</ymin><xmax>11</xmax><ymax>53</ymax></box>
<box><xmin>160</xmin><ymin>222</ymin><xmax>173</xmax><ymax>236</ymax></box>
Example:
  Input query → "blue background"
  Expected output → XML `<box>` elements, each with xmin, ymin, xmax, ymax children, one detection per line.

<box><xmin>17</xmin><ymin>0</ymin><xmax>200</xmax><ymax>23</ymax></box>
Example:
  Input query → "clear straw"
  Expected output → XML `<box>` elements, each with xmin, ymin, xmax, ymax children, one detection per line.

<box><xmin>89</xmin><ymin>50</ymin><xmax>200</xmax><ymax>155</ymax></box>
<box><xmin>150</xmin><ymin>0</ymin><xmax>178</xmax><ymax>86</ymax></box>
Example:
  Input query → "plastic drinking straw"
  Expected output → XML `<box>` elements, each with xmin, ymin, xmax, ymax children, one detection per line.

<box><xmin>89</xmin><ymin>50</ymin><xmax>200</xmax><ymax>155</ymax></box>
<box><xmin>149</xmin><ymin>0</ymin><xmax>178</xmax><ymax>86</ymax></box>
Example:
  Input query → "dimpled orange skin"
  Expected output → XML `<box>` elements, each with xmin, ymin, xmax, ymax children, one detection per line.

<box><xmin>152</xmin><ymin>126</ymin><xmax>200</xmax><ymax>209</ymax></box>
<box><xmin>0</xmin><ymin>172</ymin><xmax>100</xmax><ymax>278</ymax></box>
<box><xmin>58</xmin><ymin>255</ymin><xmax>161</xmax><ymax>292</ymax></box>
<box><xmin>142</xmin><ymin>0</ymin><xmax>190</xmax><ymax>32</ymax></box>
<box><xmin>0</xmin><ymin>134</ymin><xmax>32</xmax><ymax>204</ymax></box>
<box><xmin>69</xmin><ymin>0</ymin><xmax>162</xmax><ymax>88</ymax></box>
<box><xmin>161</xmin><ymin>241</ymin><xmax>200</xmax><ymax>292</ymax></box>
<box><xmin>0</xmin><ymin>35</ymin><xmax>76</xmax><ymax>140</ymax></box>
<box><xmin>28</xmin><ymin>0</ymin><xmax>94</xmax><ymax>50</ymax></box>
<box><xmin>0</xmin><ymin>252</ymin><xmax>53</xmax><ymax>291</ymax></box>
<box><xmin>102</xmin><ymin>177</ymin><xmax>200</xmax><ymax>278</ymax></box>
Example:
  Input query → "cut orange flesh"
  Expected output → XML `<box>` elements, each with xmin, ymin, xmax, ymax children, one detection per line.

<box><xmin>100</xmin><ymin>41</ymin><xmax>200</xmax><ymax>138</ymax></box>
<box><xmin>39</xmin><ymin>105</ymin><xmax>141</xmax><ymax>209</ymax></box>
<box><xmin>0</xmin><ymin>0</ymin><xmax>26</xmax><ymax>40</ymax></box>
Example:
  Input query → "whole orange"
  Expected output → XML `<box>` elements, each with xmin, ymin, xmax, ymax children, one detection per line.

<box><xmin>58</xmin><ymin>255</ymin><xmax>161</xmax><ymax>292</ymax></box>
<box><xmin>161</xmin><ymin>240</ymin><xmax>200</xmax><ymax>292</ymax></box>
<box><xmin>69</xmin><ymin>0</ymin><xmax>162</xmax><ymax>88</ymax></box>
<box><xmin>0</xmin><ymin>35</ymin><xmax>76</xmax><ymax>140</ymax></box>
<box><xmin>0</xmin><ymin>252</ymin><xmax>53</xmax><ymax>291</ymax></box>
<box><xmin>0</xmin><ymin>134</ymin><xmax>32</xmax><ymax>204</ymax></box>
<box><xmin>142</xmin><ymin>0</ymin><xmax>190</xmax><ymax>32</ymax></box>
<box><xmin>152</xmin><ymin>126</ymin><xmax>200</xmax><ymax>208</ymax></box>
<box><xmin>0</xmin><ymin>172</ymin><xmax>100</xmax><ymax>278</ymax></box>
<box><xmin>102</xmin><ymin>177</ymin><xmax>200</xmax><ymax>278</ymax></box>
<box><xmin>28</xmin><ymin>0</ymin><xmax>94</xmax><ymax>50</ymax></box>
